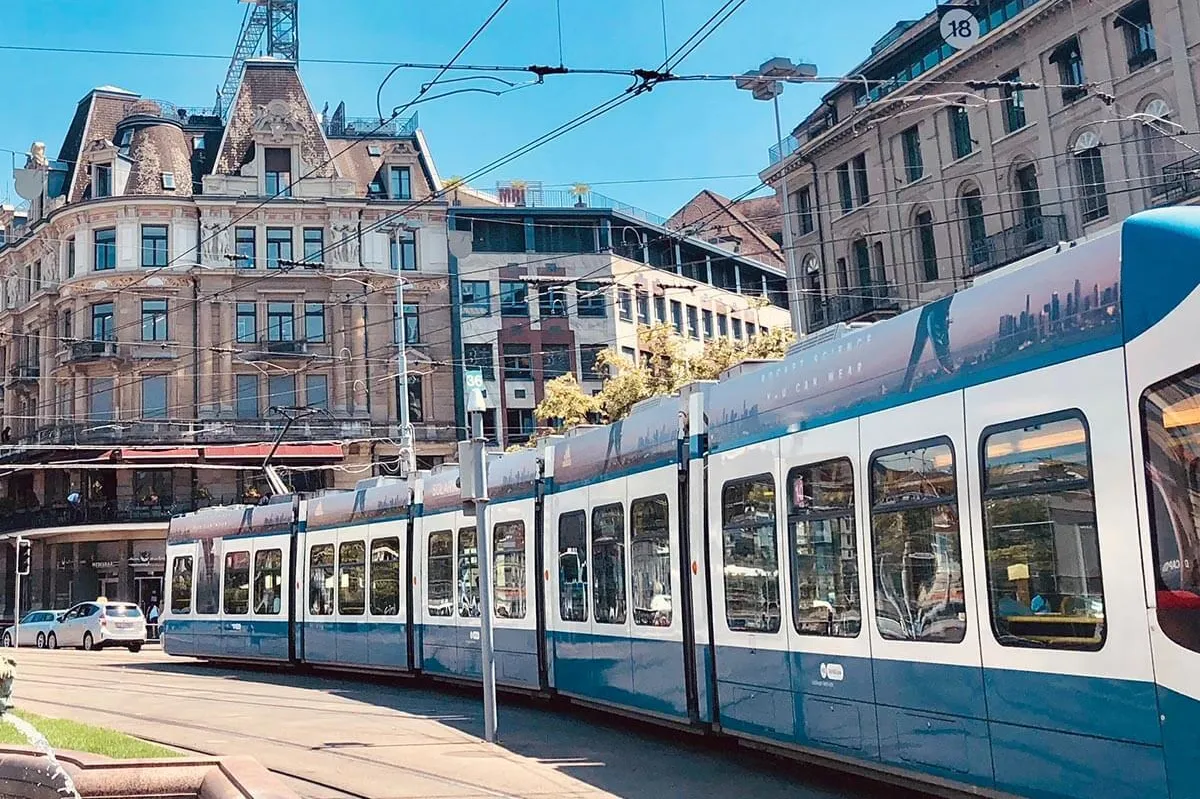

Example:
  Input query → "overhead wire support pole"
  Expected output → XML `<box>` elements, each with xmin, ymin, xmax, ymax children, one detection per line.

<box><xmin>394</xmin><ymin>225</ymin><xmax>415</xmax><ymax>479</ymax></box>
<box><xmin>460</xmin><ymin>382</ymin><xmax>496</xmax><ymax>742</ymax></box>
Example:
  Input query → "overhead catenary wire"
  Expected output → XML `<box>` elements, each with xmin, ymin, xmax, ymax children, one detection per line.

<box><xmin>2</xmin><ymin>1</ymin><xmax>754</xmax><ymax>426</ymax></box>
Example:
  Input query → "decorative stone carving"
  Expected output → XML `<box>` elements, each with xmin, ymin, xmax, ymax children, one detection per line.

<box><xmin>24</xmin><ymin>143</ymin><xmax>47</xmax><ymax>170</ymax></box>
<box><xmin>200</xmin><ymin>211</ymin><xmax>233</xmax><ymax>266</ymax></box>
<box><xmin>252</xmin><ymin>99</ymin><xmax>305</xmax><ymax>143</ymax></box>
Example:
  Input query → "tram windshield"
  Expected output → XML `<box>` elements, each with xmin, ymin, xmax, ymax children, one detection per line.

<box><xmin>1141</xmin><ymin>367</ymin><xmax>1200</xmax><ymax>653</ymax></box>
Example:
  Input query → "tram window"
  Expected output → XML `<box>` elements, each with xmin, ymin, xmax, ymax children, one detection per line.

<box><xmin>788</xmin><ymin>459</ymin><xmax>860</xmax><ymax>638</ymax></box>
<box><xmin>458</xmin><ymin>528</ymin><xmax>480</xmax><ymax>617</ymax></box>
<box><xmin>493</xmin><ymin>521</ymin><xmax>527</xmax><ymax>619</ymax></box>
<box><xmin>592</xmin><ymin>503</ymin><xmax>627</xmax><ymax>625</ymax></box>
<box><xmin>170</xmin><ymin>556</ymin><xmax>193</xmax><ymax>615</ymax></box>
<box><xmin>338</xmin><ymin>541</ymin><xmax>366</xmax><ymax>615</ymax></box>
<box><xmin>253</xmin><ymin>549</ymin><xmax>283</xmax><ymax>615</ymax></box>
<box><xmin>223</xmin><ymin>550</ymin><xmax>250</xmax><ymax>615</ymax></box>
<box><xmin>370</xmin><ymin>537</ymin><xmax>401</xmax><ymax>616</ymax></box>
<box><xmin>1142</xmin><ymin>367</ymin><xmax>1200</xmax><ymax>654</ymax></box>
<box><xmin>558</xmin><ymin>511</ymin><xmax>588</xmax><ymax>622</ymax></box>
<box><xmin>308</xmin><ymin>544</ymin><xmax>335</xmax><ymax>616</ymax></box>
<box><xmin>869</xmin><ymin>441</ymin><xmax>966</xmax><ymax>643</ymax></box>
<box><xmin>631</xmin><ymin>495</ymin><xmax>672</xmax><ymax>627</ymax></box>
<box><xmin>427</xmin><ymin>531</ymin><xmax>453</xmax><ymax>617</ymax></box>
<box><xmin>195</xmin><ymin>538</ymin><xmax>222</xmax><ymax>615</ymax></box>
<box><xmin>981</xmin><ymin>414</ymin><xmax>1104</xmax><ymax>651</ymax></box>
<box><xmin>722</xmin><ymin>476</ymin><xmax>780</xmax><ymax>633</ymax></box>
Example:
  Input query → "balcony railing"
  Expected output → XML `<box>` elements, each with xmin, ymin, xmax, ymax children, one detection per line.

<box><xmin>243</xmin><ymin>339</ymin><xmax>311</xmax><ymax>358</ymax></box>
<box><xmin>0</xmin><ymin>494</ymin><xmax>256</xmax><ymax>535</ymax></box>
<box><xmin>20</xmin><ymin>418</ymin><xmax>372</xmax><ymax>447</ymax></box>
<box><xmin>966</xmin><ymin>214</ymin><xmax>1068</xmax><ymax>276</ymax></box>
<box><xmin>817</xmin><ymin>282</ymin><xmax>901</xmax><ymax>327</ymax></box>
<box><xmin>7</xmin><ymin>363</ymin><xmax>39</xmax><ymax>382</ymax></box>
<box><xmin>1157</xmin><ymin>154</ymin><xmax>1200</xmax><ymax>204</ymax></box>
<box><xmin>67</xmin><ymin>340</ymin><xmax>120</xmax><ymax>363</ymax></box>
<box><xmin>323</xmin><ymin>113</ymin><xmax>418</xmax><ymax>139</ymax></box>
<box><xmin>469</xmin><ymin>186</ymin><xmax>667</xmax><ymax>226</ymax></box>
<box><xmin>768</xmin><ymin>135</ymin><xmax>800</xmax><ymax>165</ymax></box>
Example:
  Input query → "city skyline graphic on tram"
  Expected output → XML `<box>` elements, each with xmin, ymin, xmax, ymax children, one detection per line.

<box><xmin>707</xmin><ymin>234</ymin><xmax>1123</xmax><ymax>451</ymax></box>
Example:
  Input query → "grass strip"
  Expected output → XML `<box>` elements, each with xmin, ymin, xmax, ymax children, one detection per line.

<box><xmin>0</xmin><ymin>709</ymin><xmax>181</xmax><ymax>759</ymax></box>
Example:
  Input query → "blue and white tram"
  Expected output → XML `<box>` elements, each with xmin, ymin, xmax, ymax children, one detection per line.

<box><xmin>298</xmin><ymin>478</ymin><xmax>410</xmax><ymax>670</ymax></box>
<box><xmin>161</xmin><ymin>207</ymin><xmax>1200</xmax><ymax>799</ymax></box>
<box><xmin>162</xmin><ymin>496</ymin><xmax>297</xmax><ymax>661</ymax></box>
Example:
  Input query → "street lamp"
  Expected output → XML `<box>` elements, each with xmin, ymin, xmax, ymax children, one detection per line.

<box><xmin>737</xmin><ymin>57</ymin><xmax>817</xmax><ymax>336</ymax></box>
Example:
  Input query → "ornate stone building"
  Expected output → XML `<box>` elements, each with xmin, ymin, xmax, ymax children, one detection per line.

<box><xmin>766</xmin><ymin>0</ymin><xmax>1200</xmax><ymax>333</ymax></box>
<box><xmin>0</xmin><ymin>59</ymin><xmax>454</xmax><ymax>614</ymax></box>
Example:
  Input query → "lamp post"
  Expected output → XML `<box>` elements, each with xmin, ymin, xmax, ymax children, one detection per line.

<box><xmin>737</xmin><ymin>58</ymin><xmax>817</xmax><ymax>336</ymax></box>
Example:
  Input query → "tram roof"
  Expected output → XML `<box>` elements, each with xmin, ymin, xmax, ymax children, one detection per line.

<box><xmin>703</xmin><ymin>207</ymin><xmax>1200</xmax><ymax>452</ymax></box>
<box><xmin>167</xmin><ymin>498</ymin><xmax>295</xmax><ymax>543</ymax></box>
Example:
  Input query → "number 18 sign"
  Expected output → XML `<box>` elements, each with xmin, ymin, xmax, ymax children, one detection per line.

<box><xmin>939</xmin><ymin>6</ymin><xmax>980</xmax><ymax>50</ymax></box>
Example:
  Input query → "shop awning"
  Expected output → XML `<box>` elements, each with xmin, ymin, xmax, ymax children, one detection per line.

<box><xmin>118</xmin><ymin>447</ymin><xmax>202</xmax><ymax>461</ymax></box>
<box><xmin>204</xmin><ymin>443</ymin><xmax>344</xmax><ymax>460</ymax></box>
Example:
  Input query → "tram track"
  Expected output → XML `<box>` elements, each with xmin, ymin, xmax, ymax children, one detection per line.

<box><xmin>10</xmin><ymin>649</ymin><xmax>923</xmax><ymax>799</ymax></box>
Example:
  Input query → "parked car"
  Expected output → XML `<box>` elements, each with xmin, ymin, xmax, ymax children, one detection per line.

<box><xmin>47</xmin><ymin>601</ymin><xmax>146</xmax><ymax>652</ymax></box>
<box><xmin>1</xmin><ymin>609</ymin><xmax>68</xmax><ymax>648</ymax></box>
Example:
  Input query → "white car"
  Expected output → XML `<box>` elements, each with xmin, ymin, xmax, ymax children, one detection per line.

<box><xmin>48</xmin><ymin>601</ymin><xmax>146</xmax><ymax>652</ymax></box>
<box><xmin>1</xmin><ymin>609</ymin><xmax>68</xmax><ymax>648</ymax></box>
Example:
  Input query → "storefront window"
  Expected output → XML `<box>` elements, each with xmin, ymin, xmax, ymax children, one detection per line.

<box><xmin>134</xmin><ymin>470</ymin><xmax>173</xmax><ymax>507</ymax></box>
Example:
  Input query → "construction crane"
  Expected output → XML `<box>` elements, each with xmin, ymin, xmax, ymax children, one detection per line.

<box><xmin>214</xmin><ymin>0</ymin><xmax>299</xmax><ymax>119</ymax></box>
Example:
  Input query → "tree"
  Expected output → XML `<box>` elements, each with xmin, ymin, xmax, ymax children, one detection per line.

<box><xmin>533</xmin><ymin>320</ymin><xmax>795</xmax><ymax>430</ymax></box>
<box><xmin>534</xmin><ymin>373</ymin><xmax>600</xmax><ymax>431</ymax></box>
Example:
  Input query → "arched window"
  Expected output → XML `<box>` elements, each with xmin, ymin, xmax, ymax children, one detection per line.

<box><xmin>802</xmin><ymin>254</ymin><xmax>824</xmax><ymax>327</ymax></box>
<box><xmin>959</xmin><ymin>185</ymin><xmax>987</xmax><ymax>268</ymax></box>
<box><xmin>1139</xmin><ymin>99</ymin><xmax>1173</xmax><ymax>197</ymax></box>
<box><xmin>913</xmin><ymin>209</ymin><xmax>938</xmax><ymax>282</ymax></box>
<box><xmin>1073</xmin><ymin>131</ymin><xmax>1108</xmax><ymax>223</ymax></box>
<box><xmin>851</xmin><ymin>237</ymin><xmax>871</xmax><ymax>290</ymax></box>
<box><xmin>1011</xmin><ymin>160</ymin><xmax>1044</xmax><ymax>245</ymax></box>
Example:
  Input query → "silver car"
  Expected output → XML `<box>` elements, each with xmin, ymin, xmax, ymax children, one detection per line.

<box><xmin>1</xmin><ymin>609</ymin><xmax>67</xmax><ymax>648</ymax></box>
<box><xmin>48</xmin><ymin>601</ymin><xmax>146</xmax><ymax>652</ymax></box>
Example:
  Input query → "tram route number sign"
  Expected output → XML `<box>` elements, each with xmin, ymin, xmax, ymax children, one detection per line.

<box><xmin>463</xmin><ymin>368</ymin><xmax>485</xmax><ymax>404</ymax></box>
<box><xmin>939</xmin><ymin>6</ymin><xmax>980</xmax><ymax>51</ymax></box>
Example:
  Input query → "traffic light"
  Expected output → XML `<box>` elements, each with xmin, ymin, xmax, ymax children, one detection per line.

<box><xmin>15</xmin><ymin>539</ymin><xmax>30</xmax><ymax>576</ymax></box>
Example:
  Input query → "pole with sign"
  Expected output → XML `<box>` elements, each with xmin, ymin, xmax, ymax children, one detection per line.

<box><xmin>938</xmin><ymin>4</ymin><xmax>981</xmax><ymax>50</ymax></box>
<box><xmin>459</xmin><ymin>368</ymin><xmax>497</xmax><ymax>742</ymax></box>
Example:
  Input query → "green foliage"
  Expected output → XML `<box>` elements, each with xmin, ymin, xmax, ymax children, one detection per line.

<box><xmin>534</xmin><ymin>373</ymin><xmax>600</xmax><ymax>431</ymax></box>
<box><xmin>533</xmin><ymin>320</ymin><xmax>795</xmax><ymax>431</ymax></box>
<box><xmin>0</xmin><ymin>710</ymin><xmax>181</xmax><ymax>759</ymax></box>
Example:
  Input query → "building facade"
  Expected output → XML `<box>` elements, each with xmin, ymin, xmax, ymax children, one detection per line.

<box><xmin>0</xmin><ymin>59</ymin><xmax>456</xmax><ymax>616</ymax></box>
<box><xmin>449</xmin><ymin>204</ymin><xmax>791</xmax><ymax>447</ymax></box>
<box><xmin>766</xmin><ymin>0</ymin><xmax>1200</xmax><ymax>332</ymax></box>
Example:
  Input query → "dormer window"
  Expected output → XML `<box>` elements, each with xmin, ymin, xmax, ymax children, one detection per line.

<box><xmin>389</xmin><ymin>166</ymin><xmax>412</xmax><ymax>200</ymax></box>
<box><xmin>161</xmin><ymin>172</ymin><xmax>176</xmax><ymax>190</ymax></box>
<box><xmin>94</xmin><ymin>164</ymin><xmax>112</xmax><ymax>198</ymax></box>
<box><xmin>192</xmin><ymin>135</ymin><xmax>206</xmax><ymax>151</ymax></box>
<box><xmin>264</xmin><ymin>147</ymin><xmax>292</xmax><ymax>197</ymax></box>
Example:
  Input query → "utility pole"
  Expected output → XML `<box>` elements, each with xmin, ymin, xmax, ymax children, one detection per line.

<box><xmin>737</xmin><ymin>58</ymin><xmax>818</xmax><ymax>336</ymax></box>
<box><xmin>459</xmin><ymin>370</ymin><xmax>496</xmax><ymax>742</ymax></box>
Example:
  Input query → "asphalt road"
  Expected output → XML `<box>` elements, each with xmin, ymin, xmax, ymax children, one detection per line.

<box><xmin>5</xmin><ymin>646</ymin><xmax>926</xmax><ymax>799</ymax></box>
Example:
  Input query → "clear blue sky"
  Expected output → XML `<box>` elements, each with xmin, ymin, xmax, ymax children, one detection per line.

<box><xmin>0</xmin><ymin>0</ymin><xmax>933</xmax><ymax>215</ymax></box>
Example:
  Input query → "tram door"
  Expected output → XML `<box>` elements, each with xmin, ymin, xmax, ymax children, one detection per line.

<box><xmin>858</xmin><ymin>392</ymin><xmax>991</xmax><ymax>784</ymax></box>
<box><xmin>967</xmin><ymin>351</ymin><xmax>1161</xmax><ymax>799</ymax></box>
<box><xmin>1126</xmin><ymin>313</ymin><xmax>1200</xmax><ymax>799</ymax></box>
